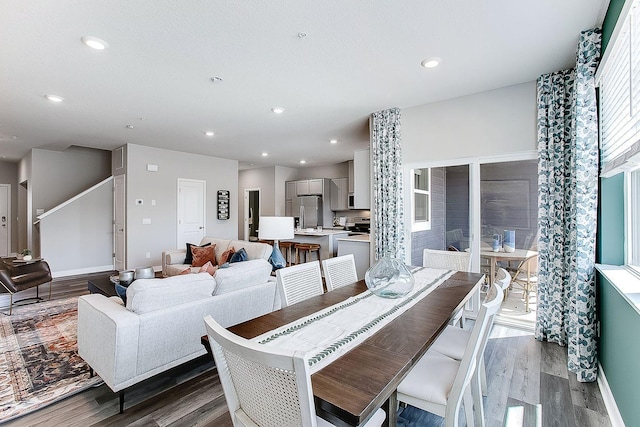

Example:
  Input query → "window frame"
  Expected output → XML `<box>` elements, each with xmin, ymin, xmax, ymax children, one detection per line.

<box><xmin>411</xmin><ymin>167</ymin><xmax>431</xmax><ymax>232</ymax></box>
<box><xmin>625</xmin><ymin>167</ymin><xmax>640</xmax><ymax>274</ymax></box>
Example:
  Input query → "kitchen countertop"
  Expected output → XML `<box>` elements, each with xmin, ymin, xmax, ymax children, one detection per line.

<box><xmin>336</xmin><ymin>234</ymin><xmax>370</xmax><ymax>242</ymax></box>
<box><xmin>292</xmin><ymin>229</ymin><xmax>350</xmax><ymax>237</ymax></box>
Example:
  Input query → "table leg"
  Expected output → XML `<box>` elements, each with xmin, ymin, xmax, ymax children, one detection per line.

<box><xmin>383</xmin><ymin>391</ymin><xmax>398</xmax><ymax>427</ymax></box>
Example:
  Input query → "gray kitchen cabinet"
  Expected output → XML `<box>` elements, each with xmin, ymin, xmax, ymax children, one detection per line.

<box><xmin>331</xmin><ymin>178</ymin><xmax>349</xmax><ymax>211</ymax></box>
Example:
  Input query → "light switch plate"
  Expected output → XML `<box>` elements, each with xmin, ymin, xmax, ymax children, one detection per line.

<box><xmin>142</xmin><ymin>218</ymin><xmax>151</xmax><ymax>224</ymax></box>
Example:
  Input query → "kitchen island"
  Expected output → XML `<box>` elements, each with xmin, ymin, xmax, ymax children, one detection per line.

<box><xmin>337</xmin><ymin>234</ymin><xmax>371</xmax><ymax>280</ymax></box>
<box><xmin>282</xmin><ymin>229</ymin><xmax>350</xmax><ymax>261</ymax></box>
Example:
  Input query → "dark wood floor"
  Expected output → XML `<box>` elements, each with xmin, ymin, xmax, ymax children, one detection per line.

<box><xmin>1</xmin><ymin>273</ymin><xmax>611</xmax><ymax>427</ymax></box>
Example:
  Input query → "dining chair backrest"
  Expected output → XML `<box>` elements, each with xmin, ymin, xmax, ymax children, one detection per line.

<box><xmin>422</xmin><ymin>249</ymin><xmax>471</xmax><ymax>272</ymax></box>
<box><xmin>204</xmin><ymin>315</ymin><xmax>317</xmax><ymax>427</ymax></box>
<box><xmin>495</xmin><ymin>267</ymin><xmax>512</xmax><ymax>292</ymax></box>
<box><xmin>276</xmin><ymin>260</ymin><xmax>324</xmax><ymax>307</ymax></box>
<box><xmin>322</xmin><ymin>254</ymin><xmax>358</xmax><ymax>292</ymax></box>
<box><xmin>445</xmin><ymin>282</ymin><xmax>503</xmax><ymax>423</ymax></box>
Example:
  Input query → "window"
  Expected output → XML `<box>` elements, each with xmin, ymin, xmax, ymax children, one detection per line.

<box><xmin>411</xmin><ymin>168</ymin><xmax>431</xmax><ymax>231</ymax></box>
<box><xmin>599</xmin><ymin>0</ymin><xmax>640</xmax><ymax>272</ymax></box>
<box><xmin>626</xmin><ymin>168</ymin><xmax>640</xmax><ymax>271</ymax></box>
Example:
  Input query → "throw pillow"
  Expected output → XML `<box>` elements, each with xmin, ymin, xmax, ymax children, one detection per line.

<box><xmin>229</xmin><ymin>247</ymin><xmax>248</xmax><ymax>263</ymax></box>
<box><xmin>199</xmin><ymin>261</ymin><xmax>218</xmax><ymax>276</ymax></box>
<box><xmin>191</xmin><ymin>244</ymin><xmax>216</xmax><ymax>267</ymax></box>
<box><xmin>218</xmin><ymin>246</ymin><xmax>236</xmax><ymax>265</ymax></box>
<box><xmin>179</xmin><ymin>268</ymin><xmax>192</xmax><ymax>275</ymax></box>
<box><xmin>115</xmin><ymin>283</ymin><xmax>128</xmax><ymax>305</ymax></box>
<box><xmin>185</xmin><ymin>242</ymin><xmax>211</xmax><ymax>265</ymax></box>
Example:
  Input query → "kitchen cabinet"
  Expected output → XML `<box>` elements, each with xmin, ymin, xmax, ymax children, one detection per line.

<box><xmin>285</xmin><ymin>199</ymin><xmax>293</xmax><ymax>217</ymax></box>
<box><xmin>353</xmin><ymin>148</ymin><xmax>370</xmax><ymax>209</ymax></box>
<box><xmin>285</xmin><ymin>181</ymin><xmax>296</xmax><ymax>200</ymax></box>
<box><xmin>295</xmin><ymin>178</ymin><xmax>324</xmax><ymax>196</ymax></box>
<box><xmin>331</xmin><ymin>178</ymin><xmax>349</xmax><ymax>211</ymax></box>
<box><xmin>348</xmin><ymin>160</ymin><xmax>354</xmax><ymax>193</ymax></box>
<box><xmin>337</xmin><ymin>235</ymin><xmax>370</xmax><ymax>280</ymax></box>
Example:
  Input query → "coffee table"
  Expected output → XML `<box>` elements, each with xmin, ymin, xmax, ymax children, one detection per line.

<box><xmin>87</xmin><ymin>276</ymin><xmax>118</xmax><ymax>297</ymax></box>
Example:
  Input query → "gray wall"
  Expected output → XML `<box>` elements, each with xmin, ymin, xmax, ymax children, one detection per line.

<box><xmin>0</xmin><ymin>160</ymin><xmax>19</xmax><ymax>253</ymax></box>
<box><xmin>411</xmin><ymin>167</ymin><xmax>446</xmax><ymax>266</ymax></box>
<box><xmin>21</xmin><ymin>147</ymin><xmax>111</xmax><ymax>256</ymax></box>
<box><xmin>39</xmin><ymin>179</ymin><xmax>113</xmax><ymax>276</ymax></box>
<box><xmin>238</xmin><ymin>167</ymin><xmax>276</xmax><ymax>239</ymax></box>
<box><xmin>446</xmin><ymin>165</ymin><xmax>470</xmax><ymax>242</ymax></box>
<box><xmin>126</xmin><ymin>143</ymin><xmax>238</xmax><ymax>269</ymax></box>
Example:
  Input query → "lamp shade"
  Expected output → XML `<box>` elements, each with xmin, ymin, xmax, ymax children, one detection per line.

<box><xmin>258</xmin><ymin>216</ymin><xmax>294</xmax><ymax>240</ymax></box>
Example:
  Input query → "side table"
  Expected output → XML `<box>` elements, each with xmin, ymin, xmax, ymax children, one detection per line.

<box><xmin>87</xmin><ymin>276</ymin><xmax>118</xmax><ymax>297</ymax></box>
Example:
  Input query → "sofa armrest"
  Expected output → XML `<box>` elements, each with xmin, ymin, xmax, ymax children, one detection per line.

<box><xmin>77</xmin><ymin>294</ymin><xmax>140</xmax><ymax>392</ymax></box>
<box><xmin>162</xmin><ymin>250</ymin><xmax>187</xmax><ymax>276</ymax></box>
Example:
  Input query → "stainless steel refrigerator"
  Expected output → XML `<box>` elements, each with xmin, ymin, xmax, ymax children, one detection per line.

<box><xmin>293</xmin><ymin>195</ymin><xmax>323</xmax><ymax>228</ymax></box>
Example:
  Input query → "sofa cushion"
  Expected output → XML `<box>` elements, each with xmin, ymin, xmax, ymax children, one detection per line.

<box><xmin>218</xmin><ymin>247</ymin><xmax>235</xmax><ymax>264</ymax></box>
<box><xmin>185</xmin><ymin>242</ymin><xmax>211</xmax><ymax>265</ymax></box>
<box><xmin>229</xmin><ymin>248</ymin><xmax>248</xmax><ymax>263</ymax></box>
<box><xmin>126</xmin><ymin>273</ymin><xmax>216</xmax><ymax>314</ymax></box>
<box><xmin>199</xmin><ymin>261</ymin><xmax>218</xmax><ymax>276</ymax></box>
<box><xmin>191</xmin><ymin>245</ymin><xmax>216</xmax><ymax>267</ymax></box>
<box><xmin>214</xmin><ymin>259</ymin><xmax>272</xmax><ymax>295</ymax></box>
<box><xmin>228</xmin><ymin>240</ymin><xmax>272</xmax><ymax>261</ymax></box>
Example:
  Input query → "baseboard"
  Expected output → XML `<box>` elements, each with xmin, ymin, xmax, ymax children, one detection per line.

<box><xmin>597</xmin><ymin>360</ymin><xmax>626</xmax><ymax>427</ymax></box>
<box><xmin>52</xmin><ymin>265</ymin><xmax>114</xmax><ymax>278</ymax></box>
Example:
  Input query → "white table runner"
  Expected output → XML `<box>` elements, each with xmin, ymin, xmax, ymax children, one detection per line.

<box><xmin>255</xmin><ymin>267</ymin><xmax>456</xmax><ymax>373</ymax></box>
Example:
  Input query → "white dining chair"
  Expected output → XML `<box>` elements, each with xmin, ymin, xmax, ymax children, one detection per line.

<box><xmin>276</xmin><ymin>260</ymin><xmax>324</xmax><ymax>307</ymax></box>
<box><xmin>422</xmin><ymin>249</ymin><xmax>472</xmax><ymax>327</ymax></box>
<box><xmin>322</xmin><ymin>254</ymin><xmax>358</xmax><ymax>292</ymax></box>
<box><xmin>495</xmin><ymin>267</ymin><xmax>512</xmax><ymax>296</ymax></box>
<box><xmin>397</xmin><ymin>283</ymin><xmax>503</xmax><ymax>427</ymax></box>
<box><xmin>204</xmin><ymin>315</ymin><xmax>386</xmax><ymax>427</ymax></box>
<box><xmin>422</xmin><ymin>248</ymin><xmax>472</xmax><ymax>272</ymax></box>
<box><xmin>511</xmin><ymin>254</ymin><xmax>538</xmax><ymax>312</ymax></box>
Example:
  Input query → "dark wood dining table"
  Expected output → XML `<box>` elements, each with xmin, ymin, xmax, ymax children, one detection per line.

<box><xmin>227</xmin><ymin>269</ymin><xmax>484</xmax><ymax>427</ymax></box>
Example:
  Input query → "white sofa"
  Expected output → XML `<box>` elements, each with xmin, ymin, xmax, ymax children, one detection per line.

<box><xmin>162</xmin><ymin>237</ymin><xmax>273</xmax><ymax>277</ymax></box>
<box><xmin>77</xmin><ymin>268</ymin><xmax>280</xmax><ymax>412</ymax></box>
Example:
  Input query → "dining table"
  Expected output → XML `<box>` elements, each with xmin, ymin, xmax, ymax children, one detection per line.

<box><xmin>480</xmin><ymin>248</ymin><xmax>538</xmax><ymax>284</ymax></box>
<box><xmin>226</xmin><ymin>267</ymin><xmax>485</xmax><ymax>427</ymax></box>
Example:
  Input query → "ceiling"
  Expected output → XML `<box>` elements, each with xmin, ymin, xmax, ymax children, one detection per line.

<box><xmin>0</xmin><ymin>1</ymin><xmax>609</xmax><ymax>169</ymax></box>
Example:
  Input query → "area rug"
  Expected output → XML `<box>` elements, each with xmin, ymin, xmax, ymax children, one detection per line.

<box><xmin>0</xmin><ymin>297</ymin><xmax>103</xmax><ymax>423</ymax></box>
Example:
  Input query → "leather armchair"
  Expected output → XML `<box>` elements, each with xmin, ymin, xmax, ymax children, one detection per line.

<box><xmin>0</xmin><ymin>257</ymin><xmax>52</xmax><ymax>315</ymax></box>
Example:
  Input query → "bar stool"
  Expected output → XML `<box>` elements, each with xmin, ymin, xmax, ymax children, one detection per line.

<box><xmin>278</xmin><ymin>241</ymin><xmax>294</xmax><ymax>266</ymax></box>
<box><xmin>294</xmin><ymin>243</ymin><xmax>321</xmax><ymax>264</ymax></box>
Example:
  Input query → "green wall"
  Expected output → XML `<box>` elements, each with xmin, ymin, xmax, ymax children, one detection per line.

<box><xmin>597</xmin><ymin>1</ymin><xmax>639</xmax><ymax>426</ymax></box>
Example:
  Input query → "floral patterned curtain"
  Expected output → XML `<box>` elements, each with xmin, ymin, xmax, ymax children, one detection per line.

<box><xmin>371</xmin><ymin>108</ymin><xmax>404</xmax><ymax>261</ymax></box>
<box><xmin>536</xmin><ymin>28</ymin><xmax>601</xmax><ymax>382</ymax></box>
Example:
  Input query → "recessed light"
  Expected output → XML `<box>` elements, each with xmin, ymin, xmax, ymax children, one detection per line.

<box><xmin>44</xmin><ymin>94</ymin><xmax>64</xmax><ymax>103</ymax></box>
<box><xmin>125</xmin><ymin>124</ymin><xmax>134</xmax><ymax>129</ymax></box>
<box><xmin>261</xmin><ymin>152</ymin><xmax>269</xmax><ymax>157</ymax></box>
<box><xmin>300</xmin><ymin>160</ymin><xmax>306</xmax><ymax>164</ymax></box>
<box><xmin>298</xmin><ymin>32</ymin><xmax>307</xmax><ymax>39</ymax></box>
<box><xmin>330</xmin><ymin>139</ymin><xmax>338</xmax><ymax>144</ymax></box>
<box><xmin>421</xmin><ymin>57</ymin><xmax>441</xmax><ymax>69</ymax></box>
<box><xmin>271</xmin><ymin>107</ymin><xmax>285</xmax><ymax>114</ymax></box>
<box><xmin>204</xmin><ymin>131</ymin><xmax>215</xmax><ymax>137</ymax></box>
<box><xmin>81</xmin><ymin>36</ymin><xmax>109</xmax><ymax>50</ymax></box>
<box><xmin>210</xmin><ymin>76</ymin><xmax>223</xmax><ymax>83</ymax></box>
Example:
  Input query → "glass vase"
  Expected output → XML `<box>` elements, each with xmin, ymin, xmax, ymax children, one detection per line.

<box><xmin>365</xmin><ymin>254</ymin><xmax>414</xmax><ymax>298</ymax></box>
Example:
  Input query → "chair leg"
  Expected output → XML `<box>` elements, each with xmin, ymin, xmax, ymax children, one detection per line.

<box><xmin>471</xmin><ymin>375</ymin><xmax>485</xmax><ymax>427</ymax></box>
<box><xmin>119</xmin><ymin>390</ymin><xmax>125</xmax><ymax>414</ymax></box>
<box><xmin>463</xmin><ymin>386</ymin><xmax>475</xmax><ymax>427</ymax></box>
<box><xmin>48</xmin><ymin>281</ymin><xmax>52</xmax><ymax>300</ymax></box>
<box><xmin>479</xmin><ymin>355</ymin><xmax>488</xmax><ymax>396</ymax></box>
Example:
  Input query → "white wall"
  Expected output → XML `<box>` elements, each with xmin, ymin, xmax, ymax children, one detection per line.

<box><xmin>297</xmin><ymin>162</ymin><xmax>349</xmax><ymax>180</ymax></box>
<box><xmin>402</xmin><ymin>82</ymin><xmax>537</xmax><ymax>163</ymax></box>
<box><xmin>126</xmin><ymin>144</ymin><xmax>238</xmax><ymax>269</ymax></box>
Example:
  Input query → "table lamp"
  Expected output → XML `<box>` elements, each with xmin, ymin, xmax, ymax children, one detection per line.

<box><xmin>258</xmin><ymin>216</ymin><xmax>294</xmax><ymax>269</ymax></box>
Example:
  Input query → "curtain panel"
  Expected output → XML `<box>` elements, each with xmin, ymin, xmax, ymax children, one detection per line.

<box><xmin>371</xmin><ymin>108</ymin><xmax>405</xmax><ymax>261</ymax></box>
<box><xmin>535</xmin><ymin>28</ymin><xmax>601</xmax><ymax>382</ymax></box>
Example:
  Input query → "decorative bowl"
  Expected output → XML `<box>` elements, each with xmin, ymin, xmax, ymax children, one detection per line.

<box><xmin>134</xmin><ymin>266</ymin><xmax>154</xmax><ymax>279</ymax></box>
<box><xmin>118</xmin><ymin>270</ymin><xmax>135</xmax><ymax>286</ymax></box>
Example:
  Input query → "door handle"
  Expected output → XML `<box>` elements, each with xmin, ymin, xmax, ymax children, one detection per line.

<box><xmin>199</xmin><ymin>226</ymin><xmax>204</xmax><ymax>229</ymax></box>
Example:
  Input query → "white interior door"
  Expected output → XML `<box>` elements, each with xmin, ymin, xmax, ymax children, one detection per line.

<box><xmin>244</xmin><ymin>188</ymin><xmax>260</xmax><ymax>241</ymax></box>
<box><xmin>0</xmin><ymin>184</ymin><xmax>10</xmax><ymax>257</ymax></box>
<box><xmin>178</xmin><ymin>179</ymin><xmax>206</xmax><ymax>248</ymax></box>
<box><xmin>113</xmin><ymin>175</ymin><xmax>126</xmax><ymax>271</ymax></box>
